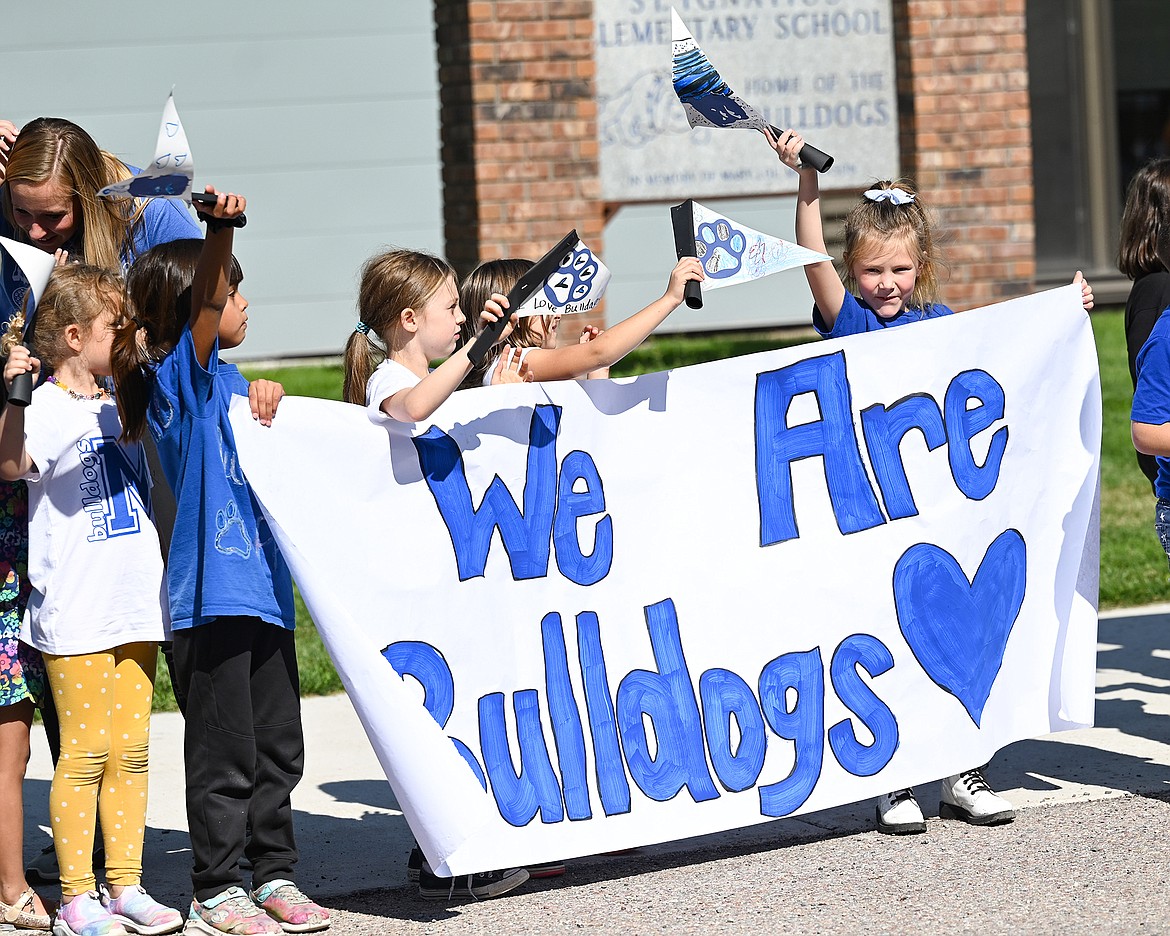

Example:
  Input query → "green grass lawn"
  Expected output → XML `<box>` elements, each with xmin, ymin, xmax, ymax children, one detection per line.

<box><xmin>150</xmin><ymin>311</ymin><xmax>1163</xmax><ymax>710</ymax></box>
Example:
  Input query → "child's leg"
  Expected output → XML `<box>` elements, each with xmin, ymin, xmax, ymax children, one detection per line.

<box><xmin>0</xmin><ymin>697</ymin><xmax>51</xmax><ymax>916</ymax></box>
<box><xmin>43</xmin><ymin>650</ymin><xmax>114</xmax><ymax>897</ymax></box>
<box><xmin>244</xmin><ymin>623</ymin><xmax>303</xmax><ymax>888</ymax></box>
<box><xmin>174</xmin><ymin>618</ymin><xmax>259</xmax><ymax>902</ymax></box>
<box><xmin>101</xmin><ymin>641</ymin><xmax>157</xmax><ymax>891</ymax></box>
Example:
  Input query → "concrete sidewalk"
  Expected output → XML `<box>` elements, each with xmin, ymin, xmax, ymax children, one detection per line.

<box><xmin>19</xmin><ymin>605</ymin><xmax>1170</xmax><ymax>933</ymax></box>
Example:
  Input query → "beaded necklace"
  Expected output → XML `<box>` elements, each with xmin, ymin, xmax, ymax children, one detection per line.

<box><xmin>46</xmin><ymin>375</ymin><xmax>110</xmax><ymax>401</ymax></box>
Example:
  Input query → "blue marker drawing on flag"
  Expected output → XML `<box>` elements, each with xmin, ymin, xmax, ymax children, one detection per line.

<box><xmin>517</xmin><ymin>241</ymin><xmax>612</xmax><ymax>317</ymax></box>
<box><xmin>669</xmin><ymin>9</ymin><xmax>835</xmax><ymax>172</ymax></box>
<box><xmin>671</xmin><ymin>9</ymin><xmax>767</xmax><ymax>132</ymax></box>
<box><xmin>98</xmin><ymin>91</ymin><xmax>196</xmax><ymax>203</ymax></box>
<box><xmin>690</xmin><ymin>202</ymin><xmax>831</xmax><ymax>291</ymax></box>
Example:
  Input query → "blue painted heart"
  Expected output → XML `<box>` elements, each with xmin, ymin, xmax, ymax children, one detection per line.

<box><xmin>892</xmin><ymin>530</ymin><xmax>1027</xmax><ymax>726</ymax></box>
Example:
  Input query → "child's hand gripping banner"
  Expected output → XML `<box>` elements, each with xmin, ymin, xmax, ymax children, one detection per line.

<box><xmin>231</xmin><ymin>284</ymin><xmax>1100</xmax><ymax>876</ymax></box>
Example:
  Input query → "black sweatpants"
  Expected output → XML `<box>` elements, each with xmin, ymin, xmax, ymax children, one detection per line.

<box><xmin>174</xmin><ymin>616</ymin><xmax>304</xmax><ymax>901</ymax></box>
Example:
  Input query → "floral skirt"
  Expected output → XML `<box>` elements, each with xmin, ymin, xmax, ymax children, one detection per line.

<box><xmin>0</xmin><ymin>480</ymin><xmax>44</xmax><ymax>707</ymax></box>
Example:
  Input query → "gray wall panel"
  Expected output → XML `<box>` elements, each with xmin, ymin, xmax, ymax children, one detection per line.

<box><xmin>4</xmin><ymin>1</ymin><xmax>443</xmax><ymax>359</ymax></box>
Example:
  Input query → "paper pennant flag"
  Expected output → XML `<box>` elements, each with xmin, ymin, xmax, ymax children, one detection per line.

<box><xmin>688</xmin><ymin>201</ymin><xmax>831</xmax><ymax>291</ymax></box>
<box><xmin>97</xmin><ymin>91</ymin><xmax>195</xmax><ymax>202</ymax></box>
<box><xmin>671</xmin><ymin>8</ymin><xmax>768</xmax><ymax>133</ymax></box>
<box><xmin>514</xmin><ymin>240</ymin><xmax>612</xmax><ymax>317</ymax></box>
<box><xmin>0</xmin><ymin>236</ymin><xmax>56</xmax><ymax>315</ymax></box>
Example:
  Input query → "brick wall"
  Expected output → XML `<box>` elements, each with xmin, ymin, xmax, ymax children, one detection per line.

<box><xmin>433</xmin><ymin>0</ymin><xmax>1037</xmax><ymax>318</ymax></box>
<box><xmin>893</xmin><ymin>0</ymin><xmax>1036</xmax><ymax>310</ymax></box>
<box><xmin>433</xmin><ymin>0</ymin><xmax>603</xmax><ymax>285</ymax></box>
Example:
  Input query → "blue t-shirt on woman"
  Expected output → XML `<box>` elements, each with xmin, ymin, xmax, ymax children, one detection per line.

<box><xmin>0</xmin><ymin>184</ymin><xmax>200</xmax><ymax>327</ymax></box>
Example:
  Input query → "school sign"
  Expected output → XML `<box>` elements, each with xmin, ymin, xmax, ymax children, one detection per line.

<box><xmin>232</xmin><ymin>284</ymin><xmax>1099</xmax><ymax>875</ymax></box>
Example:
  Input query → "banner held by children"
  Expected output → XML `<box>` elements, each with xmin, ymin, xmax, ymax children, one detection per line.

<box><xmin>231</xmin><ymin>284</ymin><xmax>1100</xmax><ymax>877</ymax></box>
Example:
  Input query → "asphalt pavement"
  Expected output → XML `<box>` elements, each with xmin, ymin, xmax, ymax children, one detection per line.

<box><xmin>17</xmin><ymin>605</ymin><xmax>1170</xmax><ymax>935</ymax></box>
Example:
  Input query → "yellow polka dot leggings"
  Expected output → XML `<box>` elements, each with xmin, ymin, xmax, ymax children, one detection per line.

<box><xmin>42</xmin><ymin>642</ymin><xmax>158</xmax><ymax>897</ymax></box>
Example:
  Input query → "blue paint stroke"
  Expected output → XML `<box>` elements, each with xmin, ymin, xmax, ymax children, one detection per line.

<box><xmin>128</xmin><ymin>174</ymin><xmax>190</xmax><ymax>198</ymax></box>
<box><xmin>695</xmin><ymin>219</ymin><xmax>746</xmax><ymax>279</ymax></box>
<box><xmin>892</xmin><ymin>530</ymin><xmax>1027</xmax><ymax>726</ymax></box>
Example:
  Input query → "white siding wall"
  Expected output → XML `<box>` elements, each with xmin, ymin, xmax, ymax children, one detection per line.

<box><xmin>4</xmin><ymin>2</ymin><xmax>445</xmax><ymax>359</ymax></box>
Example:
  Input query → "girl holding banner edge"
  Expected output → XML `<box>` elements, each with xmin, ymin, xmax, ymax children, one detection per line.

<box><xmin>342</xmin><ymin>248</ymin><xmax>531</xmax><ymax>901</ymax></box>
<box><xmin>769</xmin><ymin>127</ymin><xmax>1094</xmax><ymax>836</ymax></box>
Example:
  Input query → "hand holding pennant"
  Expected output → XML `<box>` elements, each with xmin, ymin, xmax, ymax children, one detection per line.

<box><xmin>669</xmin><ymin>199</ymin><xmax>832</xmax><ymax>310</ymax></box>
<box><xmin>513</xmin><ymin>240</ymin><xmax>611</xmax><ymax>318</ymax></box>
<box><xmin>0</xmin><ymin>237</ymin><xmax>56</xmax><ymax>407</ymax></box>
<box><xmin>467</xmin><ymin>230</ymin><xmax>583</xmax><ymax>366</ymax></box>
<box><xmin>670</xmin><ymin>8</ymin><xmax>833</xmax><ymax>173</ymax></box>
<box><xmin>97</xmin><ymin>90</ymin><xmax>245</xmax><ymax>226</ymax></box>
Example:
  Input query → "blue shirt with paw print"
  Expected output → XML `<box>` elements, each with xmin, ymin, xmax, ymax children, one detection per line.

<box><xmin>147</xmin><ymin>325</ymin><xmax>295</xmax><ymax>631</ymax></box>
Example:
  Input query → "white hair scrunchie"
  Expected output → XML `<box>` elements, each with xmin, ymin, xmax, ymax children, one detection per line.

<box><xmin>864</xmin><ymin>188</ymin><xmax>916</xmax><ymax>205</ymax></box>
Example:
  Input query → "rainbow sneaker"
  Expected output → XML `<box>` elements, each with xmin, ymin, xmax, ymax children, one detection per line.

<box><xmin>99</xmin><ymin>886</ymin><xmax>182</xmax><ymax>935</ymax></box>
<box><xmin>250</xmin><ymin>881</ymin><xmax>329</xmax><ymax>933</ymax></box>
<box><xmin>185</xmin><ymin>887</ymin><xmax>281</xmax><ymax>935</ymax></box>
<box><xmin>53</xmin><ymin>891</ymin><xmax>128</xmax><ymax>936</ymax></box>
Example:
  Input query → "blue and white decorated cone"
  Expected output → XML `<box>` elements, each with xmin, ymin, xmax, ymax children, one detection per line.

<box><xmin>670</xmin><ymin>8</ymin><xmax>833</xmax><ymax>172</ymax></box>
<box><xmin>97</xmin><ymin>90</ymin><xmax>196</xmax><ymax>202</ymax></box>
<box><xmin>0</xmin><ymin>236</ymin><xmax>56</xmax><ymax>406</ymax></box>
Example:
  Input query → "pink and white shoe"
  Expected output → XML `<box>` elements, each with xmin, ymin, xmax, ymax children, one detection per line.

<box><xmin>250</xmin><ymin>881</ymin><xmax>329</xmax><ymax>933</ymax></box>
<box><xmin>100</xmin><ymin>885</ymin><xmax>182</xmax><ymax>935</ymax></box>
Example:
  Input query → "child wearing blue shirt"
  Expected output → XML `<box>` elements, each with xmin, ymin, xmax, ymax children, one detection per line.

<box><xmin>1130</xmin><ymin>228</ymin><xmax>1170</xmax><ymax>558</ymax></box>
<box><xmin>769</xmin><ymin>128</ymin><xmax>1094</xmax><ymax>836</ymax></box>
<box><xmin>111</xmin><ymin>191</ymin><xmax>329</xmax><ymax>934</ymax></box>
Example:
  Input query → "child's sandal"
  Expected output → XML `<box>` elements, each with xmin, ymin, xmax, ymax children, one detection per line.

<box><xmin>0</xmin><ymin>886</ymin><xmax>53</xmax><ymax>931</ymax></box>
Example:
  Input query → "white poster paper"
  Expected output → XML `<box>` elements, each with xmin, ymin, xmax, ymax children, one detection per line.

<box><xmin>232</xmin><ymin>284</ymin><xmax>1100</xmax><ymax>876</ymax></box>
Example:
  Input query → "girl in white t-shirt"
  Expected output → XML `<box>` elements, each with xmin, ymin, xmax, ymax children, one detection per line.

<box><xmin>341</xmin><ymin>247</ymin><xmax>530</xmax><ymax>901</ymax></box>
<box><xmin>342</xmin><ymin>248</ymin><xmax>515</xmax><ymax>423</ymax></box>
<box><xmin>460</xmin><ymin>256</ymin><xmax>704</xmax><ymax>388</ymax></box>
<box><xmin>0</xmin><ymin>265</ymin><xmax>181</xmax><ymax>936</ymax></box>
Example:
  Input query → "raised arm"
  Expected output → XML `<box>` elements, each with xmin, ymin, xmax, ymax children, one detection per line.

<box><xmin>1133</xmin><ymin>420</ymin><xmax>1170</xmax><ymax>458</ymax></box>
<box><xmin>766</xmin><ymin>128</ymin><xmax>846</xmax><ymax>327</ymax></box>
<box><xmin>189</xmin><ymin>187</ymin><xmax>246</xmax><ymax>367</ymax></box>
<box><xmin>513</xmin><ymin>257</ymin><xmax>704</xmax><ymax>382</ymax></box>
<box><xmin>380</xmin><ymin>300</ymin><xmax>515</xmax><ymax>422</ymax></box>
<box><xmin>0</xmin><ymin>347</ymin><xmax>37</xmax><ymax>480</ymax></box>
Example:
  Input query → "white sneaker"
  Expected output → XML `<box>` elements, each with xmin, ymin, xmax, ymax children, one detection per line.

<box><xmin>875</xmin><ymin>789</ymin><xmax>926</xmax><ymax>834</ymax></box>
<box><xmin>939</xmin><ymin>768</ymin><xmax>1015</xmax><ymax>825</ymax></box>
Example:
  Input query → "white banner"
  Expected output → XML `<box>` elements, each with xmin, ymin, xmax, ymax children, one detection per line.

<box><xmin>231</xmin><ymin>284</ymin><xmax>1100</xmax><ymax>876</ymax></box>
